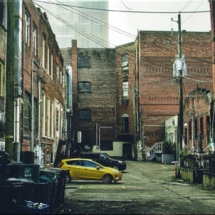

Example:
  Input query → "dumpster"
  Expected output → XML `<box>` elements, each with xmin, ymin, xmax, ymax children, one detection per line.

<box><xmin>40</xmin><ymin>168</ymin><xmax>59</xmax><ymax>213</ymax></box>
<box><xmin>47</xmin><ymin>167</ymin><xmax>68</xmax><ymax>207</ymax></box>
<box><xmin>9</xmin><ymin>163</ymin><xmax>40</xmax><ymax>183</ymax></box>
<box><xmin>0</xmin><ymin>181</ymin><xmax>23</xmax><ymax>214</ymax></box>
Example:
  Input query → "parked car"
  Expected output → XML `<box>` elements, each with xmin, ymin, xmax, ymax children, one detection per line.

<box><xmin>57</xmin><ymin>158</ymin><xmax>122</xmax><ymax>184</ymax></box>
<box><xmin>79</xmin><ymin>152</ymin><xmax>127</xmax><ymax>171</ymax></box>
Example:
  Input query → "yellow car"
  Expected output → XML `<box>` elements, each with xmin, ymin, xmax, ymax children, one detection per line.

<box><xmin>57</xmin><ymin>158</ymin><xmax>122</xmax><ymax>184</ymax></box>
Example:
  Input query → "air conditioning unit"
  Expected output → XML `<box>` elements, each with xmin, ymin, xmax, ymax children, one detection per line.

<box><xmin>77</xmin><ymin>131</ymin><xmax>82</xmax><ymax>143</ymax></box>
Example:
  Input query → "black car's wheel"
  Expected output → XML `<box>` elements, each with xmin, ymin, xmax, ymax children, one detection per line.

<box><xmin>66</xmin><ymin>174</ymin><xmax>72</xmax><ymax>183</ymax></box>
<box><xmin>102</xmin><ymin>174</ymin><xmax>113</xmax><ymax>184</ymax></box>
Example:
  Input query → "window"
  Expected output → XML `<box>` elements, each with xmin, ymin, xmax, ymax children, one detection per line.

<box><xmin>78</xmin><ymin>109</ymin><xmax>91</xmax><ymax>120</ymax></box>
<box><xmin>122</xmin><ymin>81</ymin><xmax>128</xmax><ymax>99</ymax></box>
<box><xmin>42</xmin><ymin>34</ymin><xmax>46</xmax><ymax>68</ymax></box>
<box><xmin>51</xmin><ymin>102</ymin><xmax>54</xmax><ymax>138</ymax></box>
<box><xmin>0</xmin><ymin>63</ymin><xmax>5</xmax><ymax>96</ymax></box>
<box><xmin>122</xmin><ymin>54</ymin><xmax>128</xmax><ymax>62</ymax></box>
<box><xmin>200</xmin><ymin>117</ymin><xmax>203</xmax><ymax>134</ymax></box>
<box><xmin>83</xmin><ymin>160</ymin><xmax>97</xmax><ymax>168</ymax></box>
<box><xmin>0</xmin><ymin>1</ymin><xmax>7</xmax><ymax>28</ymax></box>
<box><xmin>56</xmin><ymin>109</ymin><xmax>59</xmax><ymax>131</ymax></box>
<box><xmin>47</xmin><ymin>46</ymin><xmax>50</xmax><ymax>75</ymax></box>
<box><xmin>33</xmin><ymin>24</ymin><xmax>37</xmax><ymax>55</ymax></box>
<box><xmin>25</xmin><ymin>11</ymin><xmax>30</xmax><ymax>46</ymax></box>
<box><xmin>78</xmin><ymin>56</ymin><xmax>91</xmax><ymax>68</ymax></box>
<box><xmin>42</xmin><ymin>92</ymin><xmax>46</xmax><ymax>136</ymax></box>
<box><xmin>24</xmin><ymin>92</ymin><xmax>31</xmax><ymax>129</ymax></box>
<box><xmin>56</xmin><ymin>66</ymin><xmax>59</xmax><ymax>79</ymax></box>
<box><xmin>121</xmin><ymin>54</ymin><xmax>129</xmax><ymax>71</ymax></box>
<box><xmin>122</xmin><ymin>114</ymin><xmax>129</xmax><ymax>132</ymax></box>
<box><xmin>78</xmin><ymin>82</ymin><xmax>91</xmax><ymax>93</ymax></box>
<box><xmin>47</xmin><ymin>97</ymin><xmax>50</xmax><ymax>137</ymax></box>
<box><xmin>194</xmin><ymin>118</ymin><xmax>198</xmax><ymax>139</ymax></box>
<box><xmin>50</xmin><ymin>53</ymin><xmax>53</xmax><ymax>79</ymax></box>
<box><xmin>34</xmin><ymin>98</ymin><xmax>38</xmax><ymax>132</ymax></box>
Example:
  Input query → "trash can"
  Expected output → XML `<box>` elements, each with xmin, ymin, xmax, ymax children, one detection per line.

<box><xmin>47</xmin><ymin>168</ymin><xmax>68</xmax><ymax>207</ymax></box>
<box><xmin>0</xmin><ymin>181</ymin><xmax>24</xmax><ymax>214</ymax></box>
<box><xmin>39</xmin><ymin>168</ymin><xmax>59</xmax><ymax>213</ymax></box>
<box><xmin>9</xmin><ymin>163</ymin><xmax>40</xmax><ymax>183</ymax></box>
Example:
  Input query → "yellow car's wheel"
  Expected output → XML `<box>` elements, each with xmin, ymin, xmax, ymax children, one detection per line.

<box><xmin>66</xmin><ymin>173</ymin><xmax>72</xmax><ymax>183</ymax></box>
<box><xmin>102</xmin><ymin>174</ymin><xmax>113</xmax><ymax>184</ymax></box>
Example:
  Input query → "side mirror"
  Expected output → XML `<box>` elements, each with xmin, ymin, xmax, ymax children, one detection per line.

<box><xmin>96</xmin><ymin>166</ymin><xmax>100</xmax><ymax>170</ymax></box>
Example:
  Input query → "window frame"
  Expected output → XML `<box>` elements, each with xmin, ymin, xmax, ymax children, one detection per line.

<box><xmin>78</xmin><ymin>109</ymin><xmax>91</xmax><ymax>120</ymax></box>
<box><xmin>78</xmin><ymin>81</ymin><xmax>91</xmax><ymax>93</ymax></box>
<box><xmin>122</xmin><ymin>113</ymin><xmax>129</xmax><ymax>132</ymax></box>
<box><xmin>25</xmin><ymin>10</ymin><xmax>30</xmax><ymax>46</ymax></box>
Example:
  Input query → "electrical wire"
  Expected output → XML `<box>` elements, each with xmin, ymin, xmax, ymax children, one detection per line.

<box><xmin>52</xmin><ymin>0</ymin><xmax>136</xmax><ymax>39</ymax></box>
<box><xmin>32</xmin><ymin>0</ymin><xmax>212</xmax><ymax>100</ymax></box>
<box><xmin>33</xmin><ymin>0</ymin><xmax>210</xmax><ymax>14</ymax></box>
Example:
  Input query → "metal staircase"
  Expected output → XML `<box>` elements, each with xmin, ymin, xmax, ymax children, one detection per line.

<box><xmin>146</xmin><ymin>142</ymin><xmax>163</xmax><ymax>161</ymax></box>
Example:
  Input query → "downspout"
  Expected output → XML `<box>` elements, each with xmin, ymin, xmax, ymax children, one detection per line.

<box><xmin>31</xmin><ymin>60</ymin><xmax>40</xmax><ymax>153</ymax></box>
<box><xmin>31</xmin><ymin>60</ymin><xmax>34</xmax><ymax>151</ymax></box>
<box><xmin>66</xmin><ymin>66</ymin><xmax>73</xmax><ymax>157</ymax></box>
<box><xmin>13</xmin><ymin>0</ymin><xmax>23</xmax><ymax>162</ymax></box>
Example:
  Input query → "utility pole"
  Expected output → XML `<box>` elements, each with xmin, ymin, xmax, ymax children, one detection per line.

<box><xmin>172</xmin><ymin>13</ymin><xmax>187</xmax><ymax>161</ymax></box>
<box><xmin>178</xmin><ymin>13</ymin><xmax>183</xmax><ymax>152</ymax></box>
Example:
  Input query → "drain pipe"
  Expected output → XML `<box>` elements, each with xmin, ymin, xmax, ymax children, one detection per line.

<box><xmin>31</xmin><ymin>59</ymin><xmax>40</xmax><ymax>152</ymax></box>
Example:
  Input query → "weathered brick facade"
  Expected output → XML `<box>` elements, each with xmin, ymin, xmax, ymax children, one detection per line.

<box><xmin>136</xmin><ymin>31</ymin><xmax>212</xmax><ymax>148</ymax></box>
<box><xmin>61</xmin><ymin>41</ymin><xmax>116</xmax><ymax>151</ymax></box>
<box><xmin>22</xmin><ymin>0</ymin><xmax>65</xmax><ymax>165</ymax></box>
<box><xmin>184</xmin><ymin>88</ymin><xmax>212</xmax><ymax>151</ymax></box>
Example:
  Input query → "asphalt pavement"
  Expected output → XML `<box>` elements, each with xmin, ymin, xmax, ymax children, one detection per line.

<box><xmin>56</xmin><ymin>160</ymin><xmax>215</xmax><ymax>214</ymax></box>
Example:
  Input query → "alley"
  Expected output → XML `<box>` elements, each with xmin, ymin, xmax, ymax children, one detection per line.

<box><xmin>58</xmin><ymin>161</ymin><xmax>215</xmax><ymax>214</ymax></box>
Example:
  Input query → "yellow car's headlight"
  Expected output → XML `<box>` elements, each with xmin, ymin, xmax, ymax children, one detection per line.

<box><xmin>111</xmin><ymin>169</ymin><xmax>119</xmax><ymax>173</ymax></box>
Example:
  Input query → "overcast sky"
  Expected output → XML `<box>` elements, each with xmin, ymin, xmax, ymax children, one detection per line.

<box><xmin>108</xmin><ymin>0</ymin><xmax>211</xmax><ymax>46</ymax></box>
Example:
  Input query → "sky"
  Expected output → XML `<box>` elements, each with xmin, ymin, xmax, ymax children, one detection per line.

<box><xmin>108</xmin><ymin>0</ymin><xmax>211</xmax><ymax>46</ymax></box>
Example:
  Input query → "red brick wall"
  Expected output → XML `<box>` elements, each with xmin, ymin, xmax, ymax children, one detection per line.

<box><xmin>139</xmin><ymin>31</ymin><xmax>212</xmax><ymax>147</ymax></box>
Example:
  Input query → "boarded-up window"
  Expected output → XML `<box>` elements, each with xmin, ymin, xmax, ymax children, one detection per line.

<box><xmin>79</xmin><ymin>109</ymin><xmax>91</xmax><ymax>120</ymax></box>
<box><xmin>78</xmin><ymin>82</ymin><xmax>91</xmax><ymax>93</ymax></box>
<box><xmin>78</xmin><ymin>57</ymin><xmax>91</xmax><ymax>68</ymax></box>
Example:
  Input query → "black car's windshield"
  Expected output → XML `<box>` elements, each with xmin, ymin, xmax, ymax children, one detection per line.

<box><xmin>103</xmin><ymin>153</ymin><xmax>111</xmax><ymax>159</ymax></box>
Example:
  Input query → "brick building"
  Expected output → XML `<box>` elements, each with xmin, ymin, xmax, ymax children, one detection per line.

<box><xmin>184</xmin><ymin>88</ymin><xmax>212</xmax><ymax>152</ymax></box>
<box><xmin>0</xmin><ymin>0</ymin><xmax>66</xmax><ymax>166</ymax></box>
<box><xmin>115</xmin><ymin>31</ymin><xmax>212</xmax><ymax>158</ymax></box>
<box><xmin>61</xmin><ymin>40</ymin><xmax>116</xmax><ymax>155</ymax></box>
<box><xmin>22</xmin><ymin>0</ymin><xmax>65</xmax><ymax>165</ymax></box>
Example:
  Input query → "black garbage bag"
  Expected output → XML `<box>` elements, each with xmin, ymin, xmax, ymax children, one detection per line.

<box><xmin>0</xmin><ymin>151</ymin><xmax>11</xmax><ymax>166</ymax></box>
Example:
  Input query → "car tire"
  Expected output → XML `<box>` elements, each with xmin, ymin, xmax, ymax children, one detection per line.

<box><xmin>66</xmin><ymin>174</ymin><xmax>72</xmax><ymax>183</ymax></box>
<box><xmin>102</xmin><ymin>174</ymin><xmax>113</xmax><ymax>184</ymax></box>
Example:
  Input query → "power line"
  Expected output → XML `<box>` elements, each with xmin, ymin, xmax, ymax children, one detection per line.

<box><xmin>34</xmin><ymin>0</ymin><xmax>210</xmax><ymax>14</ymax></box>
<box><xmin>52</xmin><ymin>0</ymin><xmax>136</xmax><ymax>39</ymax></box>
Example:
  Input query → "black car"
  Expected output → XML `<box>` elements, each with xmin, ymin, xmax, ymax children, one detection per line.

<box><xmin>79</xmin><ymin>152</ymin><xmax>126</xmax><ymax>171</ymax></box>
